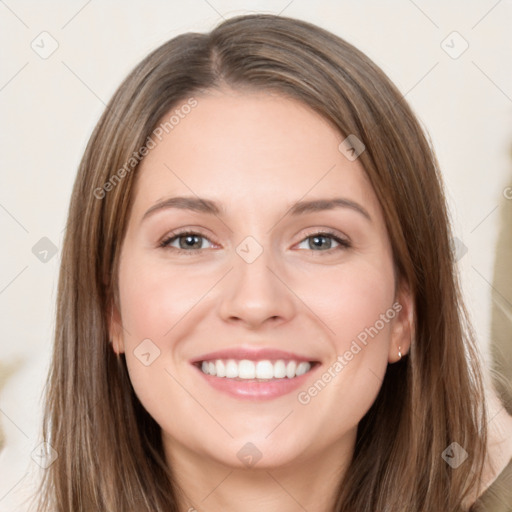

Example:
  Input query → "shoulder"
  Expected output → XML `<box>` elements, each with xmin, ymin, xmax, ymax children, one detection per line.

<box><xmin>470</xmin><ymin>388</ymin><xmax>512</xmax><ymax>510</ymax></box>
<box><xmin>470</xmin><ymin>457</ymin><xmax>512</xmax><ymax>511</ymax></box>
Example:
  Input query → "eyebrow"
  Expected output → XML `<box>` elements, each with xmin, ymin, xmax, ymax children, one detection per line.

<box><xmin>142</xmin><ymin>196</ymin><xmax>372</xmax><ymax>222</ymax></box>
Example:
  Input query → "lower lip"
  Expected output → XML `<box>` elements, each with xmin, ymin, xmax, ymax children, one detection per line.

<box><xmin>193</xmin><ymin>364</ymin><xmax>320</xmax><ymax>400</ymax></box>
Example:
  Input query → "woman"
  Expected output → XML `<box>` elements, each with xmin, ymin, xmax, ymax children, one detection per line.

<box><xmin>33</xmin><ymin>13</ymin><xmax>512</xmax><ymax>511</ymax></box>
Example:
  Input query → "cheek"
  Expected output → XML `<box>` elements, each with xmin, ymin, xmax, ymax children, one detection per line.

<box><xmin>333</xmin><ymin>270</ymin><xmax>395</xmax><ymax>347</ymax></box>
<box><xmin>295</xmin><ymin>257</ymin><xmax>397</xmax><ymax>414</ymax></box>
<box><xmin>117</xmin><ymin>260</ymin><xmax>197</xmax><ymax>436</ymax></box>
<box><xmin>116</xmin><ymin>252</ymin><xmax>221</xmax><ymax>420</ymax></box>
<box><xmin>118</xmin><ymin>253</ymin><xmax>208</xmax><ymax>341</ymax></box>
<box><xmin>303</xmin><ymin>253</ymin><xmax>396</xmax><ymax>351</ymax></box>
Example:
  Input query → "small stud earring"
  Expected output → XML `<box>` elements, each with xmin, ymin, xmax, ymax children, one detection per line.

<box><xmin>398</xmin><ymin>346</ymin><xmax>402</xmax><ymax>359</ymax></box>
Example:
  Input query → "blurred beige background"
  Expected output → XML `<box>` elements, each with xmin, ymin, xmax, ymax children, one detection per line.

<box><xmin>0</xmin><ymin>1</ymin><xmax>511</xmax><ymax>510</ymax></box>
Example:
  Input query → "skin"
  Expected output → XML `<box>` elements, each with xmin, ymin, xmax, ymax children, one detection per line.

<box><xmin>110</xmin><ymin>87</ymin><xmax>414</xmax><ymax>512</ymax></box>
<box><xmin>468</xmin><ymin>382</ymin><xmax>512</xmax><ymax>506</ymax></box>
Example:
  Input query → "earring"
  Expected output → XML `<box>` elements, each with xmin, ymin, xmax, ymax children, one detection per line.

<box><xmin>398</xmin><ymin>346</ymin><xmax>402</xmax><ymax>360</ymax></box>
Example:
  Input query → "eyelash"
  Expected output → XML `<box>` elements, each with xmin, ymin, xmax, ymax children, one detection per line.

<box><xmin>159</xmin><ymin>229</ymin><xmax>351</xmax><ymax>256</ymax></box>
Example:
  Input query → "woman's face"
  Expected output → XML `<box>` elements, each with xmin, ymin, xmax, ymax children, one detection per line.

<box><xmin>111</xmin><ymin>88</ymin><xmax>412</xmax><ymax>470</ymax></box>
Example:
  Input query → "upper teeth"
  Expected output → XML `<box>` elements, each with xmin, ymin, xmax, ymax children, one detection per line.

<box><xmin>200</xmin><ymin>359</ymin><xmax>312</xmax><ymax>379</ymax></box>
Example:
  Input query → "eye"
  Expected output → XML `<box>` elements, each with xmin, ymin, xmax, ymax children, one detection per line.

<box><xmin>296</xmin><ymin>231</ymin><xmax>351</xmax><ymax>253</ymax></box>
<box><xmin>159</xmin><ymin>229</ymin><xmax>351</xmax><ymax>255</ymax></box>
<box><xmin>160</xmin><ymin>231</ymin><xmax>215</xmax><ymax>255</ymax></box>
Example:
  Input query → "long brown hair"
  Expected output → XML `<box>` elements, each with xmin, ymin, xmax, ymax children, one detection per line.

<box><xmin>32</xmin><ymin>13</ymin><xmax>488</xmax><ymax>511</ymax></box>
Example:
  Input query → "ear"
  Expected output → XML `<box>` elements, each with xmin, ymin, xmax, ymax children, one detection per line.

<box><xmin>108</xmin><ymin>302</ymin><xmax>125</xmax><ymax>355</ymax></box>
<box><xmin>388</xmin><ymin>278</ymin><xmax>414</xmax><ymax>363</ymax></box>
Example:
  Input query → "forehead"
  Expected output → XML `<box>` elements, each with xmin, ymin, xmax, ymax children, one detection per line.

<box><xmin>132</xmin><ymin>89</ymin><xmax>381</xmax><ymax>221</ymax></box>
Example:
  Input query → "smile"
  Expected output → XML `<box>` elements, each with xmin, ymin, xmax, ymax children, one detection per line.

<box><xmin>190</xmin><ymin>347</ymin><xmax>321</xmax><ymax>399</ymax></box>
<box><xmin>198</xmin><ymin>359</ymin><xmax>314</xmax><ymax>380</ymax></box>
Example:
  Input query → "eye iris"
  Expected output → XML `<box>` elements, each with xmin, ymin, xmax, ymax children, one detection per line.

<box><xmin>169</xmin><ymin>233</ymin><xmax>341</xmax><ymax>251</ymax></box>
<box><xmin>180</xmin><ymin>234</ymin><xmax>202</xmax><ymax>250</ymax></box>
<box><xmin>310</xmin><ymin>235</ymin><xmax>332</xmax><ymax>250</ymax></box>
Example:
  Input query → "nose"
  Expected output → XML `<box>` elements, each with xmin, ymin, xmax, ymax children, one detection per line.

<box><xmin>217</xmin><ymin>243</ymin><xmax>296</xmax><ymax>330</ymax></box>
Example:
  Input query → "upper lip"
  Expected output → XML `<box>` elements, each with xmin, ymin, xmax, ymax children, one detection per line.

<box><xmin>190</xmin><ymin>347</ymin><xmax>318</xmax><ymax>364</ymax></box>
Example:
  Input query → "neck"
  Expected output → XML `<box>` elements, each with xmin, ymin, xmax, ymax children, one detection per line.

<box><xmin>163</xmin><ymin>432</ymin><xmax>355</xmax><ymax>512</ymax></box>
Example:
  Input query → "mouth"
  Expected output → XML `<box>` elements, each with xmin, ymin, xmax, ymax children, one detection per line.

<box><xmin>190</xmin><ymin>349</ymin><xmax>321</xmax><ymax>400</ymax></box>
<box><xmin>194</xmin><ymin>358</ymin><xmax>319</xmax><ymax>381</ymax></box>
